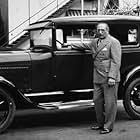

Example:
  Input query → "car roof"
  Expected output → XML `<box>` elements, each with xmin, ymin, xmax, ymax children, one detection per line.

<box><xmin>26</xmin><ymin>15</ymin><xmax>140</xmax><ymax>30</ymax></box>
<box><xmin>48</xmin><ymin>15</ymin><xmax>140</xmax><ymax>23</ymax></box>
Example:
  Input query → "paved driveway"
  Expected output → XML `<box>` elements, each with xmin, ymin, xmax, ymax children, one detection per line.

<box><xmin>0</xmin><ymin>100</ymin><xmax>140</xmax><ymax>140</ymax></box>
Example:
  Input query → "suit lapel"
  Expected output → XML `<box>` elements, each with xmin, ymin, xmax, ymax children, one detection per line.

<box><xmin>91</xmin><ymin>38</ymin><xmax>98</xmax><ymax>54</ymax></box>
<box><xmin>97</xmin><ymin>35</ymin><xmax>110</xmax><ymax>52</ymax></box>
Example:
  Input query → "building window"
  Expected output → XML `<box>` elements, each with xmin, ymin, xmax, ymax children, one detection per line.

<box><xmin>106</xmin><ymin>0</ymin><xmax>119</xmax><ymax>9</ymax></box>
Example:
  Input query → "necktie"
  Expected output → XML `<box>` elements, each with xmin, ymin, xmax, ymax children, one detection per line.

<box><xmin>97</xmin><ymin>39</ymin><xmax>101</xmax><ymax>46</ymax></box>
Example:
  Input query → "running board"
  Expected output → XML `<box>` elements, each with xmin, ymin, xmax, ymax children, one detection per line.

<box><xmin>24</xmin><ymin>89</ymin><xmax>93</xmax><ymax>97</ymax></box>
<box><xmin>37</xmin><ymin>100</ymin><xmax>94</xmax><ymax>110</ymax></box>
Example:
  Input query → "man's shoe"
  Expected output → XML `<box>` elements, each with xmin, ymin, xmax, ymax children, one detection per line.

<box><xmin>100</xmin><ymin>128</ymin><xmax>112</xmax><ymax>134</ymax></box>
<box><xmin>91</xmin><ymin>126</ymin><xmax>103</xmax><ymax>130</ymax></box>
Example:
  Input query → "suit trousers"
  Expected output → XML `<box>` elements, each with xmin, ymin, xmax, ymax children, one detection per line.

<box><xmin>93</xmin><ymin>83</ymin><xmax>119</xmax><ymax>130</ymax></box>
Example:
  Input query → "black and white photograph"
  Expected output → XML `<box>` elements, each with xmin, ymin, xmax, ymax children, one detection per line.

<box><xmin>0</xmin><ymin>0</ymin><xmax>140</xmax><ymax>139</ymax></box>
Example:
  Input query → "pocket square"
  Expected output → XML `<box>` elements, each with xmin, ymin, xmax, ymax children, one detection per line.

<box><xmin>102</xmin><ymin>47</ymin><xmax>107</xmax><ymax>51</ymax></box>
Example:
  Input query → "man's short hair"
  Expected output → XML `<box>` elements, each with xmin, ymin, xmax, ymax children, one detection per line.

<box><xmin>97</xmin><ymin>23</ymin><xmax>110</xmax><ymax>32</ymax></box>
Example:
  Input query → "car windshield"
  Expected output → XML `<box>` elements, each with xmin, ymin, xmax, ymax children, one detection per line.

<box><xmin>30</xmin><ymin>29</ymin><xmax>52</xmax><ymax>47</ymax></box>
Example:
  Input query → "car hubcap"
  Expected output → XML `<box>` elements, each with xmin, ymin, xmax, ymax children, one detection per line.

<box><xmin>0</xmin><ymin>94</ymin><xmax>10</xmax><ymax>125</ymax></box>
<box><xmin>130</xmin><ymin>84</ymin><xmax>140</xmax><ymax>113</ymax></box>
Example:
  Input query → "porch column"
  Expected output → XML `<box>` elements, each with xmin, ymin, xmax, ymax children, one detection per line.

<box><xmin>81</xmin><ymin>0</ymin><xmax>84</xmax><ymax>42</ymax></box>
<box><xmin>98</xmin><ymin>0</ymin><xmax>109</xmax><ymax>14</ymax></box>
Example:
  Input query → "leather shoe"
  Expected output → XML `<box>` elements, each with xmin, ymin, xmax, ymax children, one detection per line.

<box><xmin>100</xmin><ymin>128</ymin><xmax>112</xmax><ymax>134</ymax></box>
<box><xmin>91</xmin><ymin>126</ymin><xmax>103</xmax><ymax>130</ymax></box>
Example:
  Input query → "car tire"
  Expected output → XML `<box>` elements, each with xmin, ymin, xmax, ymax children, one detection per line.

<box><xmin>0</xmin><ymin>87</ymin><xmax>16</xmax><ymax>133</ymax></box>
<box><xmin>123</xmin><ymin>78</ymin><xmax>140</xmax><ymax>119</ymax></box>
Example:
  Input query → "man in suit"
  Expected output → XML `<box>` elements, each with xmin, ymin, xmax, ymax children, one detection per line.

<box><xmin>66</xmin><ymin>23</ymin><xmax>122</xmax><ymax>134</ymax></box>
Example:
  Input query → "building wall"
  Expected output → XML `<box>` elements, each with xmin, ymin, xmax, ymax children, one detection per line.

<box><xmin>71</xmin><ymin>0</ymin><xmax>97</xmax><ymax>10</ymax></box>
<box><xmin>0</xmin><ymin>0</ymin><xmax>8</xmax><ymax>46</ymax></box>
<box><xmin>8</xmin><ymin>0</ymin><xmax>29</xmax><ymax>43</ymax></box>
<box><xmin>8</xmin><ymin>0</ymin><xmax>70</xmax><ymax>43</ymax></box>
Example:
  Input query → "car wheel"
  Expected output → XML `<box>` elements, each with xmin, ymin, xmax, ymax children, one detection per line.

<box><xmin>123</xmin><ymin>78</ymin><xmax>140</xmax><ymax>119</ymax></box>
<box><xmin>0</xmin><ymin>88</ymin><xmax>16</xmax><ymax>133</ymax></box>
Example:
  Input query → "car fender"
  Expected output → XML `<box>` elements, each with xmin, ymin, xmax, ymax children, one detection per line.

<box><xmin>123</xmin><ymin>65</ymin><xmax>140</xmax><ymax>86</ymax></box>
<box><xmin>0</xmin><ymin>76</ymin><xmax>35</xmax><ymax>108</ymax></box>
<box><xmin>0</xmin><ymin>76</ymin><xmax>15</xmax><ymax>87</ymax></box>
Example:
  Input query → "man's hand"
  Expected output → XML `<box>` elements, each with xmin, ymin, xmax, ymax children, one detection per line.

<box><xmin>63</xmin><ymin>43</ymin><xmax>71</xmax><ymax>47</ymax></box>
<box><xmin>57</xmin><ymin>43</ymin><xmax>72</xmax><ymax>50</ymax></box>
<box><xmin>108</xmin><ymin>78</ymin><xmax>116</xmax><ymax>86</ymax></box>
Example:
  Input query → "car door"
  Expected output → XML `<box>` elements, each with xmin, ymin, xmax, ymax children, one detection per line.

<box><xmin>29</xmin><ymin>51</ymin><xmax>53</xmax><ymax>92</ymax></box>
<box><xmin>29</xmin><ymin>28</ymin><xmax>54</xmax><ymax>93</ymax></box>
<box><xmin>54</xmin><ymin>28</ymin><xmax>94</xmax><ymax>92</ymax></box>
<box><xmin>54</xmin><ymin>50</ymin><xmax>93</xmax><ymax>91</ymax></box>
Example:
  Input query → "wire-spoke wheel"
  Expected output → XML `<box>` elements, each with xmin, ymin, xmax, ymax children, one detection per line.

<box><xmin>0</xmin><ymin>88</ymin><xmax>16</xmax><ymax>133</ymax></box>
<box><xmin>123</xmin><ymin>78</ymin><xmax>140</xmax><ymax>119</ymax></box>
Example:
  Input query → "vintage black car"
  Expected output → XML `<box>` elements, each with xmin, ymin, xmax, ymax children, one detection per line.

<box><xmin>0</xmin><ymin>15</ymin><xmax>140</xmax><ymax>133</ymax></box>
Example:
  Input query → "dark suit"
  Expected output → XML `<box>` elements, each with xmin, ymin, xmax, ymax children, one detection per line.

<box><xmin>72</xmin><ymin>34</ymin><xmax>122</xmax><ymax>130</ymax></box>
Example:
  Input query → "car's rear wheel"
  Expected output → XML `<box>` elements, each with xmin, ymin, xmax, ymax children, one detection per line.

<box><xmin>123</xmin><ymin>78</ymin><xmax>140</xmax><ymax>119</ymax></box>
<box><xmin>0</xmin><ymin>88</ymin><xmax>16</xmax><ymax>133</ymax></box>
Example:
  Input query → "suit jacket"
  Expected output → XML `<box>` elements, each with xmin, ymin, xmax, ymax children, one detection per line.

<box><xmin>71</xmin><ymin>35</ymin><xmax>122</xmax><ymax>84</ymax></box>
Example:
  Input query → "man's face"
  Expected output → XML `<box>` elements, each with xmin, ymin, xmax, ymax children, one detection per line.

<box><xmin>97</xmin><ymin>23</ymin><xmax>109</xmax><ymax>39</ymax></box>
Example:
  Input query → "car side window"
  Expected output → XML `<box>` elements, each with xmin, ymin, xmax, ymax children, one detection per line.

<box><xmin>56</xmin><ymin>29</ymin><xmax>64</xmax><ymax>49</ymax></box>
<box><xmin>128</xmin><ymin>29</ymin><xmax>137</xmax><ymax>43</ymax></box>
<box><xmin>56</xmin><ymin>28</ymin><xmax>96</xmax><ymax>50</ymax></box>
<box><xmin>109</xmin><ymin>23</ymin><xmax>138</xmax><ymax>47</ymax></box>
<box><xmin>65</xmin><ymin>28</ymin><xmax>96</xmax><ymax>44</ymax></box>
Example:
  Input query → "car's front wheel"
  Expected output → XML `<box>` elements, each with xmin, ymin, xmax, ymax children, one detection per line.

<box><xmin>123</xmin><ymin>78</ymin><xmax>140</xmax><ymax>119</ymax></box>
<box><xmin>0</xmin><ymin>88</ymin><xmax>16</xmax><ymax>133</ymax></box>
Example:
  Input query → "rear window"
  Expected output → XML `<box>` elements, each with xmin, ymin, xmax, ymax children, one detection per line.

<box><xmin>109</xmin><ymin>23</ymin><xmax>138</xmax><ymax>47</ymax></box>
